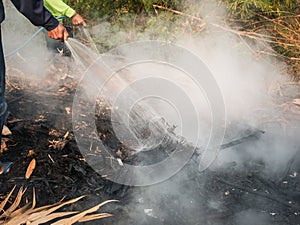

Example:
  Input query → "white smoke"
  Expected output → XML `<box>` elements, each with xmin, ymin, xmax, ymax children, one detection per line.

<box><xmin>2</xmin><ymin>0</ymin><xmax>54</xmax><ymax>78</ymax></box>
<box><xmin>3</xmin><ymin>0</ymin><xmax>299</xmax><ymax>224</ymax></box>
<box><xmin>83</xmin><ymin>1</ymin><xmax>300</xmax><ymax>224</ymax></box>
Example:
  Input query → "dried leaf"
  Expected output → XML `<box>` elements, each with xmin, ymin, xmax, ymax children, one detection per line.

<box><xmin>49</xmin><ymin>129</ymin><xmax>60</xmax><ymax>137</ymax></box>
<box><xmin>30</xmin><ymin>212</ymin><xmax>78</xmax><ymax>225</ymax></box>
<box><xmin>6</xmin><ymin>187</ymin><xmax>26</xmax><ymax>214</ymax></box>
<box><xmin>0</xmin><ymin>187</ymin><xmax>26</xmax><ymax>219</ymax></box>
<box><xmin>28</xmin><ymin>196</ymin><xmax>85</xmax><ymax>221</ymax></box>
<box><xmin>292</xmin><ymin>99</ymin><xmax>300</xmax><ymax>106</ymax></box>
<box><xmin>49</xmin><ymin>139</ymin><xmax>67</xmax><ymax>151</ymax></box>
<box><xmin>0</xmin><ymin>186</ymin><xmax>16</xmax><ymax>212</ymax></box>
<box><xmin>1</xmin><ymin>187</ymin><xmax>115</xmax><ymax>225</ymax></box>
<box><xmin>4</xmin><ymin>212</ymin><xmax>31</xmax><ymax>225</ymax></box>
<box><xmin>65</xmin><ymin>107</ymin><xmax>71</xmax><ymax>114</ymax></box>
<box><xmin>1</xmin><ymin>139</ymin><xmax>8</xmax><ymax>152</ymax></box>
<box><xmin>27</xmin><ymin>150</ymin><xmax>35</xmax><ymax>157</ymax></box>
<box><xmin>2</xmin><ymin>125</ymin><xmax>12</xmax><ymax>136</ymax></box>
<box><xmin>51</xmin><ymin>200</ymin><xmax>118</xmax><ymax>225</ymax></box>
<box><xmin>25</xmin><ymin>159</ymin><xmax>36</xmax><ymax>179</ymax></box>
<box><xmin>63</xmin><ymin>131</ymin><xmax>70</xmax><ymax>140</ymax></box>
<box><xmin>78</xmin><ymin>213</ymin><xmax>113</xmax><ymax>222</ymax></box>
<box><xmin>31</xmin><ymin>187</ymin><xmax>36</xmax><ymax>209</ymax></box>
<box><xmin>9</xmin><ymin>203</ymin><xmax>30</xmax><ymax>218</ymax></box>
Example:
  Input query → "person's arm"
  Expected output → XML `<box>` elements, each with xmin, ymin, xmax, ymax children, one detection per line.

<box><xmin>44</xmin><ymin>0</ymin><xmax>86</xmax><ymax>27</ymax></box>
<box><xmin>10</xmin><ymin>0</ymin><xmax>58</xmax><ymax>31</ymax></box>
<box><xmin>10</xmin><ymin>0</ymin><xmax>68</xmax><ymax>41</ymax></box>
<box><xmin>44</xmin><ymin>0</ymin><xmax>75</xmax><ymax>19</ymax></box>
<box><xmin>71</xmin><ymin>13</ymin><xmax>86</xmax><ymax>27</ymax></box>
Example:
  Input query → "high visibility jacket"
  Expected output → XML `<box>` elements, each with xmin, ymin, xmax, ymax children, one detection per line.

<box><xmin>44</xmin><ymin>0</ymin><xmax>76</xmax><ymax>20</ymax></box>
<box><xmin>0</xmin><ymin>0</ymin><xmax>58</xmax><ymax>30</ymax></box>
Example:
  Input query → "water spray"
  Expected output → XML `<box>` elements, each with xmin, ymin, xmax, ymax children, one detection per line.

<box><xmin>66</xmin><ymin>35</ymin><xmax>230</xmax><ymax>186</ymax></box>
<box><xmin>66</xmin><ymin>38</ymin><xmax>182</xmax><ymax>153</ymax></box>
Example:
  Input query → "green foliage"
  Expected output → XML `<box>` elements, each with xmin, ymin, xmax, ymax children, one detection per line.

<box><xmin>67</xmin><ymin>0</ymin><xmax>183</xmax><ymax>19</ymax></box>
<box><xmin>223</xmin><ymin>0</ymin><xmax>300</xmax><ymax>79</ymax></box>
<box><xmin>223</xmin><ymin>0</ymin><xmax>295</xmax><ymax>19</ymax></box>
<box><xmin>88</xmin><ymin>10</ymin><xmax>182</xmax><ymax>53</ymax></box>
<box><xmin>66</xmin><ymin>0</ymin><xmax>299</xmax><ymax>79</ymax></box>
<box><xmin>141</xmin><ymin>0</ymin><xmax>183</xmax><ymax>11</ymax></box>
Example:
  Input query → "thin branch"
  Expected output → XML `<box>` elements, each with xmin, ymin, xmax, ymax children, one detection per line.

<box><xmin>152</xmin><ymin>4</ymin><xmax>206</xmax><ymax>29</ymax></box>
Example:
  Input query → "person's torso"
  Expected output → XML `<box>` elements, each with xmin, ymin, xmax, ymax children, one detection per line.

<box><xmin>44</xmin><ymin>0</ymin><xmax>67</xmax><ymax>19</ymax></box>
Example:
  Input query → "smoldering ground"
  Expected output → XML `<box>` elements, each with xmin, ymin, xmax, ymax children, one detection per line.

<box><xmin>102</xmin><ymin>34</ymin><xmax>300</xmax><ymax>224</ymax></box>
<box><xmin>83</xmin><ymin>1</ymin><xmax>300</xmax><ymax>225</ymax></box>
<box><xmin>2</xmin><ymin>0</ymin><xmax>300</xmax><ymax>225</ymax></box>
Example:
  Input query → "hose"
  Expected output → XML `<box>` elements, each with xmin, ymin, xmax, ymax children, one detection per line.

<box><xmin>4</xmin><ymin>16</ymin><xmax>66</xmax><ymax>58</ymax></box>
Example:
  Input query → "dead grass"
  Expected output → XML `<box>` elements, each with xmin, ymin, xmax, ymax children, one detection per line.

<box><xmin>0</xmin><ymin>186</ymin><xmax>117</xmax><ymax>225</ymax></box>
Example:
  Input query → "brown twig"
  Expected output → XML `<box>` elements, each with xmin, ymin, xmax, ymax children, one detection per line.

<box><xmin>153</xmin><ymin>4</ymin><xmax>300</xmax><ymax>62</ymax></box>
<box><xmin>152</xmin><ymin>4</ymin><xmax>206</xmax><ymax>29</ymax></box>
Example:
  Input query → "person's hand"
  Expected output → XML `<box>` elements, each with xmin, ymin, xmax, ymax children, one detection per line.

<box><xmin>47</xmin><ymin>23</ymin><xmax>69</xmax><ymax>42</ymax></box>
<box><xmin>72</xmin><ymin>13</ymin><xmax>86</xmax><ymax>27</ymax></box>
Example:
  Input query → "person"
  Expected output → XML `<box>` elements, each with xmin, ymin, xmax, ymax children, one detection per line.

<box><xmin>43</xmin><ymin>0</ymin><xmax>86</xmax><ymax>55</ymax></box>
<box><xmin>44</xmin><ymin>0</ymin><xmax>86</xmax><ymax>27</ymax></box>
<box><xmin>0</xmin><ymin>0</ymin><xmax>69</xmax><ymax>174</ymax></box>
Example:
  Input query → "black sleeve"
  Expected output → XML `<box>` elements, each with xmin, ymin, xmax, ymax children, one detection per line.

<box><xmin>10</xmin><ymin>0</ymin><xmax>59</xmax><ymax>31</ymax></box>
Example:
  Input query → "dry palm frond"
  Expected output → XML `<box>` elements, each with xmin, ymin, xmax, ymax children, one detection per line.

<box><xmin>0</xmin><ymin>186</ymin><xmax>117</xmax><ymax>225</ymax></box>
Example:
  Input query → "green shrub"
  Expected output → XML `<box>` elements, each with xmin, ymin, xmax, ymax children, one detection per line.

<box><xmin>223</xmin><ymin>0</ymin><xmax>295</xmax><ymax>19</ymax></box>
<box><xmin>67</xmin><ymin>0</ymin><xmax>183</xmax><ymax>19</ymax></box>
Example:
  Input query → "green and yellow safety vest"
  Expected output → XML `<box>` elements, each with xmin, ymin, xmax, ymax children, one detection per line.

<box><xmin>44</xmin><ymin>0</ymin><xmax>75</xmax><ymax>21</ymax></box>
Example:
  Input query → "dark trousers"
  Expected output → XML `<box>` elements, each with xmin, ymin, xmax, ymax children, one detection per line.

<box><xmin>0</xmin><ymin>25</ymin><xmax>7</xmax><ymax>143</ymax></box>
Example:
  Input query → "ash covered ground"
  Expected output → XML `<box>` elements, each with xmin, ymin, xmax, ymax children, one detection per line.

<box><xmin>0</xmin><ymin>54</ymin><xmax>299</xmax><ymax>225</ymax></box>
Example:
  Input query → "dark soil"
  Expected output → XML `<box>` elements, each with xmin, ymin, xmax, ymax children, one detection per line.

<box><xmin>0</xmin><ymin>56</ymin><xmax>300</xmax><ymax>225</ymax></box>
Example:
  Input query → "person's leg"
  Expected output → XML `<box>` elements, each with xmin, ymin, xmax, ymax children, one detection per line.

<box><xmin>0</xmin><ymin>25</ymin><xmax>12</xmax><ymax>175</ymax></box>
<box><xmin>0</xmin><ymin>25</ymin><xmax>7</xmax><ymax>141</ymax></box>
